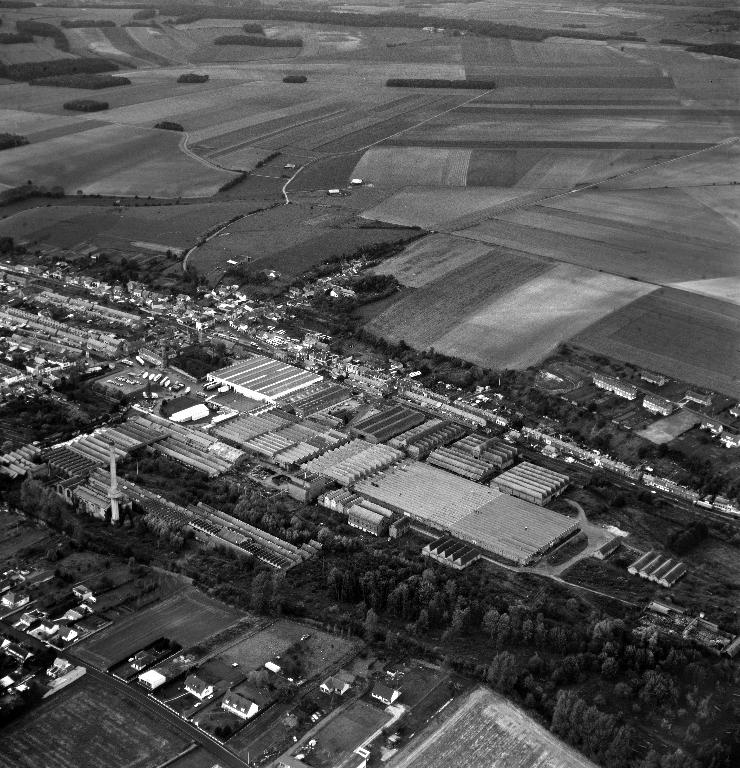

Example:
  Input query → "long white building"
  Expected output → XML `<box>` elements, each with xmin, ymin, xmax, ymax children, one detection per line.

<box><xmin>208</xmin><ymin>355</ymin><xmax>322</xmax><ymax>403</ymax></box>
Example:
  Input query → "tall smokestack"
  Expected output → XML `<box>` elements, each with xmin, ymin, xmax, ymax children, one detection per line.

<box><xmin>108</xmin><ymin>440</ymin><xmax>122</xmax><ymax>524</ymax></box>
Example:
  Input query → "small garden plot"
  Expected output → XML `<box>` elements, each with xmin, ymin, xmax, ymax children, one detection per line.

<box><xmin>309</xmin><ymin>700</ymin><xmax>389</xmax><ymax>768</ymax></box>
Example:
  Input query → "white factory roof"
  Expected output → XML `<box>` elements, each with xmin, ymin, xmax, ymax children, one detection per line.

<box><xmin>209</xmin><ymin>356</ymin><xmax>322</xmax><ymax>402</ymax></box>
<box><xmin>169</xmin><ymin>403</ymin><xmax>210</xmax><ymax>423</ymax></box>
<box><xmin>138</xmin><ymin>669</ymin><xmax>167</xmax><ymax>689</ymax></box>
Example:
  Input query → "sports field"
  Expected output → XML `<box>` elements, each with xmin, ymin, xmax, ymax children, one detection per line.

<box><xmin>74</xmin><ymin>588</ymin><xmax>243</xmax><ymax>669</ymax></box>
<box><xmin>637</xmin><ymin>409</ymin><xmax>701</xmax><ymax>445</ymax></box>
<box><xmin>388</xmin><ymin>687</ymin><xmax>598</xmax><ymax>768</ymax></box>
<box><xmin>0</xmin><ymin>678</ymin><xmax>187</xmax><ymax>768</ymax></box>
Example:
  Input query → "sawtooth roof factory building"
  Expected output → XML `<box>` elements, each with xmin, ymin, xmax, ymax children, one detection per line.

<box><xmin>208</xmin><ymin>356</ymin><xmax>323</xmax><ymax>403</ymax></box>
<box><xmin>353</xmin><ymin>462</ymin><xmax>577</xmax><ymax>565</ymax></box>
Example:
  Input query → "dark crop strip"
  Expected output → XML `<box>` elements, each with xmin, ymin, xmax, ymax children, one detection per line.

<box><xmin>15</xmin><ymin>19</ymin><xmax>69</xmax><ymax>51</ymax></box>
<box><xmin>0</xmin><ymin>133</ymin><xmax>29</xmax><ymax>151</ymax></box>
<box><xmin>386</xmin><ymin>78</ymin><xmax>496</xmax><ymax>89</ymax></box>
<box><xmin>0</xmin><ymin>32</ymin><xmax>34</xmax><ymax>43</ymax></box>
<box><xmin>60</xmin><ymin>20</ymin><xmax>116</xmax><ymax>28</ymax></box>
<box><xmin>177</xmin><ymin>73</ymin><xmax>209</xmax><ymax>83</ymax></box>
<box><xmin>63</xmin><ymin>99</ymin><xmax>110</xmax><ymax>112</ymax></box>
<box><xmin>213</xmin><ymin>34</ymin><xmax>302</xmax><ymax>47</ymax></box>
<box><xmin>0</xmin><ymin>57</ymin><xmax>118</xmax><ymax>82</ymax></box>
<box><xmin>32</xmin><ymin>74</ymin><xmax>131</xmax><ymax>89</ymax></box>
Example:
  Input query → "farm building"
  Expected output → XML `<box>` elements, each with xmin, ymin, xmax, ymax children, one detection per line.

<box><xmin>222</xmin><ymin>691</ymin><xmax>259</xmax><ymax>720</ymax></box>
<box><xmin>353</xmin><ymin>462</ymin><xmax>578</xmax><ymax>565</ymax></box>
<box><xmin>351</xmin><ymin>405</ymin><xmax>426</xmax><ymax>443</ymax></box>
<box><xmin>302</xmin><ymin>440</ymin><xmax>403</xmax><ymax>486</ymax></box>
<box><xmin>592</xmin><ymin>538</ymin><xmax>620</xmax><ymax>560</ymax></box>
<box><xmin>642</xmin><ymin>394</ymin><xmax>673</xmax><ymax>416</ymax></box>
<box><xmin>388</xmin><ymin>419</ymin><xmax>467</xmax><ymax>459</ymax></box>
<box><xmin>492</xmin><ymin>462</ymin><xmax>569</xmax><ymax>505</ymax></box>
<box><xmin>208</xmin><ymin>356</ymin><xmax>323</xmax><ymax>403</ymax></box>
<box><xmin>593</xmin><ymin>373</ymin><xmax>638</xmax><ymax>400</ymax></box>
<box><xmin>138</xmin><ymin>669</ymin><xmax>167</xmax><ymax>691</ymax></box>
<box><xmin>628</xmin><ymin>552</ymin><xmax>687</xmax><ymax>587</ymax></box>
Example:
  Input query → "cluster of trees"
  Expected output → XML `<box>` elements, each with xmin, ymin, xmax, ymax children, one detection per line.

<box><xmin>218</xmin><ymin>171</ymin><xmax>248</xmax><ymax>192</ymax></box>
<box><xmin>33</xmin><ymin>73</ymin><xmax>130</xmax><ymax>89</ymax></box>
<box><xmin>63</xmin><ymin>99</ymin><xmax>109</xmax><ymax>112</ymax></box>
<box><xmin>668</xmin><ymin>521</ymin><xmax>709</xmax><ymax>555</ymax></box>
<box><xmin>172</xmin><ymin>341</ymin><xmax>229</xmax><ymax>378</ymax></box>
<box><xmin>685</xmin><ymin>43</ymin><xmax>740</xmax><ymax>60</ymax></box>
<box><xmin>283</xmin><ymin>75</ymin><xmax>307</xmax><ymax>83</ymax></box>
<box><xmin>231</xmin><ymin>490</ymin><xmax>318</xmax><ymax>547</ymax></box>
<box><xmin>177</xmin><ymin>72</ymin><xmax>208</xmax><ymax>83</ymax></box>
<box><xmin>60</xmin><ymin>19</ymin><xmax>115</xmax><ymax>28</ymax></box>
<box><xmin>154</xmin><ymin>121</ymin><xmax>184</xmax><ymax>131</ymax></box>
<box><xmin>305</xmin><ymin>548</ymin><xmax>738</xmax><ymax>768</ymax></box>
<box><xmin>0</xmin><ymin>56</ymin><xmax>116</xmax><ymax>82</ymax></box>
<box><xmin>0</xmin><ymin>31</ymin><xmax>33</xmax><ymax>43</ymax></box>
<box><xmin>213</xmin><ymin>34</ymin><xmax>303</xmax><ymax>47</ymax></box>
<box><xmin>386</xmin><ymin>78</ymin><xmax>496</xmax><ymax>89</ymax></box>
<box><xmin>0</xmin><ymin>180</ymin><xmax>64</xmax><ymax>206</ymax></box>
<box><xmin>0</xmin><ymin>132</ymin><xmax>29</xmax><ymax>150</ymax></box>
<box><xmin>242</xmin><ymin>22</ymin><xmax>264</xmax><ymax>34</ymax></box>
<box><xmin>14</xmin><ymin>19</ymin><xmax>69</xmax><ymax>51</ymax></box>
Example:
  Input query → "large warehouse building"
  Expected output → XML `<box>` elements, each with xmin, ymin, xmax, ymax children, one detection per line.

<box><xmin>208</xmin><ymin>356</ymin><xmax>323</xmax><ymax>403</ymax></box>
<box><xmin>353</xmin><ymin>462</ymin><xmax>577</xmax><ymax>565</ymax></box>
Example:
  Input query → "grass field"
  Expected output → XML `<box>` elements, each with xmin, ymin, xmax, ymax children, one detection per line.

<box><xmin>0</xmin><ymin>678</ymin><xmax>188</xmax><ymax>768</ymax></box>
<box><xmin>0</xmin><ymin>123</ymin><xmax>236</xmax><ymax>198</ymax></box>
<box><xmin>431</xmin><ymin>264</ymin><xmax>656</xmax><ymax>370</ymax></box>
<box><xmin>573</xmin><ymin>288</ymin><xmax>740</xmax><ymax>399</ymax></box>
<box><xmin>310</xmin><ymin>699</ymin><xmax>388</xmax><ymax>768</ymax></box>
<box><xmin>367</xmin><ymin>246</ymin><xmax>550</xmax><ymax>351</ymax></box>
<box><xmin>74</xmin><ymin>587</ymin><xmax>243</xmax><ymax>669</ymax></box>
<box><xmin>351</xmin><ymin>146</ymin><xmax>471</xmax><ymax>188</ymax></box>
<box><xmin>218</xmin><ymin>620</ymin><xmax>360</xmax><ymax>678</ymax></box>
<box><xmin>371</xmin><ymin>234</ymin><xmax>492</xmax><ymax>288</ymax></box>
<box><xmin>388</xmin><ymin>687</ymin><xmax>598</xmax><ymax>768</ymax></box>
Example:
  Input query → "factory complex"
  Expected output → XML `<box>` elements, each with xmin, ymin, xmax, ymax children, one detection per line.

<box><xmin>206</xmin><ymin>356</ymin><xmax>323</xmax><ymax>403</ymax></box>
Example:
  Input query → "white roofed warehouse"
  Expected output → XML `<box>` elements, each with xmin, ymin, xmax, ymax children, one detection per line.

<box><xmin>208</xmin><ymin>355</ymin><xmax>323</xmax><ymax>403</ymax></box>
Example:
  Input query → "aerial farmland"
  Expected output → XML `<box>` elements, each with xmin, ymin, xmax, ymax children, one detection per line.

<box><xmin>0</xmin><ymin>3</ymin><xmax>738</xmax><ymax>768</ymax></box>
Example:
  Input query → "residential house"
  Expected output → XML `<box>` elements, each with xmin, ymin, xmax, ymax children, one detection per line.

<box><xmin>1</xmin><ymin>592</ymin><xmax>29</xmax><ymax>611</ymax></box>
<box><xmin>72</xmin><ymin>584</ymin><xmax>95</xmax><ymax>603</ymax></box>
<box><xmin>371</xmin><ymin>682</ymin><xmax>401</xmax><ymax>706</ymax></box>
<box><xmin>319</xmin><ymin>676</ymin><xmax>350</xmax><ymax>696</ymax></box>
<box><xmin>184</xmin><ymin>674</ymin><xmax>214</xmax><ymax>701</ymax></box>
<box><xmin>222</xmin><ymin>691</ymin><xmax>259</xmax><ymax>720</ymax></box>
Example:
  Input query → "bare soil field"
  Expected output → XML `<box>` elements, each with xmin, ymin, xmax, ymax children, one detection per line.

<box><xmin>351</xmin><ymin>146</ymin><xmax>471</xmax><ymax>187</ymax></box>
<box><xmin>372</xmin><ymin>234</ymin><xmax>492</xmax><ymax>287</ymax></box>
<box><xmin>366</xmin><ymin>246</ymin><xmax>550</xmax><ymax>350</ymax></box>
<box><xmin>361</xmin><ymin>187</ymin><xmax>534</xmax><ymax>228</ymax></box>
<box><xmin>74</xmin><ymin>587</ymin><xmax>243</xmax><ymax>669</ymax></box>
<box><xmin>431</xmin><ymin>264</ymin><xmax>656</xmax><ymax>370</ymax></box>
<box><xmin>637</xmin><ymin>409</ymin><xmax>701</xmax><ymax>445</ymax></box>
<box><xmin>572</xmin><ymin>288</ymin><xmax>740</xmax><ymax>399</ymax></box>
<box><xmin>388</xmin><ymin>686</ymin><xmax>597</xmax><ymax>768</ymax></box>
<box><xmin>0</xmin><ymin>123</ymin><xmax>236</xmax><ymax>198</ymax></box>
<box><xmin>0</xmin><ymin>678</ymin><xmax>188</xmax><ymax>768</ymax></box>
<box><xmin>459</xmin><ymin>187</ymin><xmax>739</xmax><ymax>285</ymax></box>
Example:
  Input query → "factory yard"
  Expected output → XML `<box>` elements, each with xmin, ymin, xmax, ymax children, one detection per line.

<box><xmin>0</xmin><ymin>678</ymin><xmax>187</xmax><ymax>768</ymax></box>
<box><xmin>388</xmin><ymin>687</ymin><xmax>599</xmax><ymax>768</ymax></box>
<box><xmin>74</xmin><ymin>587</ymin><xmax>243</xmax><ymax>670</ymax></box>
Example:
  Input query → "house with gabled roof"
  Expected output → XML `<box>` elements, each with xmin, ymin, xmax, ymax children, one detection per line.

<box><xmin>371</xmin><ymin>682</ymin><xmax>400</xmax><ymax>706</ymax></box>
<box><xmin>184</xmin><ymin>674</ymin><xmax>214</xmax><ymax>701</ymax></box>
<box><xmin>222</xmin><ymin>691</ymin><xmax>259</xmax><ymax>720</ymax></box>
